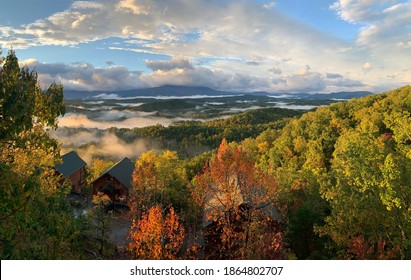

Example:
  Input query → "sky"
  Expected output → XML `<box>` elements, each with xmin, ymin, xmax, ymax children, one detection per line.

<box><xmin>1</xmin><ymin>0</ymin><xmax>410</xmax><ymax>93</ymax></box>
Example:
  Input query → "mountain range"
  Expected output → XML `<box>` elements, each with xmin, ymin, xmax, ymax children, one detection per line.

<box><xmin>64</xmin><ymin>85</ymin><xmax>373</xmax><ymax>100</ymax></box>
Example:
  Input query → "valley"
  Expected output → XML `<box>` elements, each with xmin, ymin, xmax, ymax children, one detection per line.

<box><xmin>56</xmin><ymin>85</ymin><xmax>373</xmax><ymax>163</ymax></box>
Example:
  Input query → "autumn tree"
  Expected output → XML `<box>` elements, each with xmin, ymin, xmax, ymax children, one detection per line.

<box><xmin>128</xmin><ymin>205</ymin><xmax>185</xmax><ymax>260</ymax></box>
<box><xmin>195</xmin><ymin>139</ymin><xmax>284</xmax><ymax>259</ymax></box>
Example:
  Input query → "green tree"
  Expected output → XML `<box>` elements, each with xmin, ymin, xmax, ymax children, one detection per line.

<box><xmin>129</xmin><ymin>150</ymin><xmax>189</xmax><ymax>220</ymax></box>
<box><xmin>0</xmin><ymin>50</ymin><xmax>64</xmax><ymax>143</ymax></box>
<box><xmin>88</xmin><ymin>193</ymin><xmax>113</xmax><ymax>258</ymax></box>
<box><xmin>88</xmin><ymin>158</ymin><xmax>115</xmax><ymax>183</ymax></box>
<box><xmin>318</xmin><ymin>125</ymin><xmax>411</xmax><ymax>259</ymax></box>
<box><xmin>0</xmin><ymin>50</ymin><xmax>89</xmax><ymax>259</ymax></box>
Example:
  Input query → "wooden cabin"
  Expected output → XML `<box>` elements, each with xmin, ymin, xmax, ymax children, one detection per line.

<box><xmin>54</xmin><ymin>151</ymin><xmax>87</xmax><ymax>193</ymax></box>
<box><xmin>91</xmin><ymin>157</ymin><xmax>134</xmax><ymax>203</ymax></box>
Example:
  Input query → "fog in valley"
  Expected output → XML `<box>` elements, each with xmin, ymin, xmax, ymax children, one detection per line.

<box><xmin>58</xmin><ymin>112</ymin><xmax>175</xmax><ymax>130</ymax></box>
<box><xmin>53</xmin><ymin>93</ymin><xmax>333</xmax><ymax>163</ymax></box>
<box><xmin>52</xmin><ymin>128</ymin><xmax>151</xmax><ymax>164</ymax></box>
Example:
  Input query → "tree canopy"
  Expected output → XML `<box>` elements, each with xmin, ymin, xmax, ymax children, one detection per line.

<box><xmin>0</xmin><ymin>50</ymin><xmax>93</xmax><ymax>259</ymax></box>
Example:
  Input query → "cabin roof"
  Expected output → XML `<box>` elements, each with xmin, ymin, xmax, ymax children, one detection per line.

<box><xmin>54</xmin><ymin>151</ymin><xmax>87</xmax><ymax>177</ymax></box>
<box><xmin>95</xmin><ymin>157</ymin><xmax>135</xmax><ymax>189</ymax></box>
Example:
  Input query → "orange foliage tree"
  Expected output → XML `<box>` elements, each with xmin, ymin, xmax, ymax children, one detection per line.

<box><xmin>195</xmin><ymin>139</ymin><xmax>285</xmax><ymax>259</ymax></box>
<box><xmin>128</xmin><ymin>205</ymin><xmax>185</xmax><ymax>260</ymax></box>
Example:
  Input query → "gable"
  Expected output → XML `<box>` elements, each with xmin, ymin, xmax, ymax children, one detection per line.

<box><xmin>93</xmin><ymin>157</ymin><xmax>135</xmax><ymax>189</ymax></box>
<box><xmin>55</xmin><ymin>151</ymin><xmax>87</xmax><ymax>177</ymax></box>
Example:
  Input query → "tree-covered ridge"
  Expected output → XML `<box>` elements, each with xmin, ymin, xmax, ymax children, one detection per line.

<box><xmin>102</xmin><ymin>107</ymin><xmax>302</xmax><ymax>157</ymax></box>
<box><xmin>124</xmin><ymin>85</ymin><xmax>411</xmax><ymax>260</ymax></box>
<box><xmin>262</xmin><ymin>86</ymin><xmax>411</xmax><ymax>259</ymax></box>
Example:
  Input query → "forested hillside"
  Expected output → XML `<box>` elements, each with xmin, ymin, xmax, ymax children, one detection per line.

<box><xmin>2</xmin><ymin>50</ymin><xmax>410</xmax><ymax>259</ymax></box>
<box><xmin>262</xmin><ymin>86</ymin><xmax>411</xmax><ymax>259</ymax></box>
<box><xmin>109</xmin><ymin>107</ymin><xmax>301</xmax><ymax>156</ymax></box>
<box><xmin>104</xmin><ymin>85</ymin><xmax>411</xmax><ymax>260</ymax></box>
<box><xmin>97</xmin><ymin>85</ymin><xmax>411</xmax><ymax>260</ymax></box>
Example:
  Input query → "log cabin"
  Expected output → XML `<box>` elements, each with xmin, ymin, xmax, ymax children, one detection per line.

<box><xmin>54</xmin><ymin>151</ymin><xmax>87</xmax><ymax>193</ymax></box>
<box><xmin>91</xmin><ymin>157</ymin><xmax>134</xmax><ymax>203</ymax></box>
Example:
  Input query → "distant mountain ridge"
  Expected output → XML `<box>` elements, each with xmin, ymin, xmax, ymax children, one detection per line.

<box><xmin>63</xmin><ymin>85</ymin><xmax>373</xmax><ymax>100</ymax></box>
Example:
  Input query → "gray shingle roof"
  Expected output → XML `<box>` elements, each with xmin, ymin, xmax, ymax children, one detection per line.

<box><xmin>54</xmin><ymin>151</ymin><xmax>87</xmax><ymax>177</ymax></box>
<box><xmin>98</xmin><ymin>157</ymin><xmax>134</xmax><ymax>189</ymax></box>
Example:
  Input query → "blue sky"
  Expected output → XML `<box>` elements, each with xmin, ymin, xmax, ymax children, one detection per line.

<box><xmin>1</xmin><ymin>0</ymin><xmax>410</xmax><ymax>93</ymax></box>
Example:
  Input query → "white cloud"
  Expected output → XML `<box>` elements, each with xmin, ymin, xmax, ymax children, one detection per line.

<box><xmin>396</xmin><ymin>41</ymin><xmax>411</xmax><ymax>48</ymax></box>
<box><xmin>18</xmin><ymin>58</ymin><xmax>37</xmax><ymax>67</ymax></box>
<box><xmin>139</xmin><ymin>62</ymin><xmax>273</xmax><ymax>92</ymax></box>
<box><xmin>330</xmin><ymin>0</ymin><xmax>411</xmax><ymax>88</ymax></box>
<box><xmin>26</xmin><ymin>59</ymin><xmax>143</xmax><ymax>91</ymax></box>
<box><xmin>146</xmin><ymin>57</ymin><xmax>194</xmax><ymax>71</ymax></box>
<box><xmin>72</xmin><ymin>1</ymin><xmax>105</xmax><ymax>10</ymax></box>
<box><xmin>116</xmin><ymin>0</ymin><xmax>150</xmax><ymax>15</ymax></box>
<box><xmin>330</xmin><ymin>0</ymin><xmax>391</xmax><ymax>23</ymax></box>
<box><xmin>362</xmin><ymin>62</ymin><xmax>373</xmax><ymax>72</ymax></box>
<box><xmin>263</xmin><ymin>2</ymin><xmax>276</xmax><ymax>10</ymax></box>
<box><xmin>1</xmin><ymin>0</ymin><xmax>344</xmax><ymax>61</ymax></box>
<box><xmin>20</xmin><ymin>56</ymin><xmax>368</xmax><ymax>93</ymax></box>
